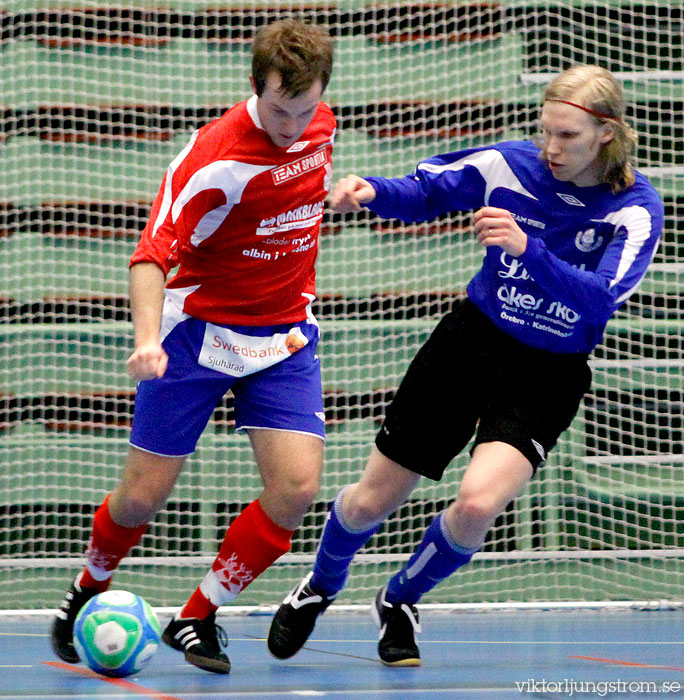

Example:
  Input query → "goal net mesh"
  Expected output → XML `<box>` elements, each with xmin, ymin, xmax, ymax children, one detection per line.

<box><xmin>0</xmin><ymin>0</ymin><xmax>682</xmax><ymax>610</ymax></box>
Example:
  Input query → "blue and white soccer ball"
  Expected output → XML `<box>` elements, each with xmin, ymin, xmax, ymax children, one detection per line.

<box><xmin>73</xmin><ymin>590</ymin><xmax>160</xmax><ymax>677</ymax></box>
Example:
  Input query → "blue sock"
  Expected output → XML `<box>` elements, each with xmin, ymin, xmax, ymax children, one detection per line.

<box><xmin>310</xmin><ymin>488</ymin><xmax>382</xmax><ymax>598</ymax></box>
<box><xmin>385</xmin><ymin>512</ymin><xmax>480</xmax><ymax>606</ymax></box>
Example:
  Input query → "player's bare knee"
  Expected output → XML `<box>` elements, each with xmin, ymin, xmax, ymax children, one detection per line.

<box><xmin>452</xmin><ymin>492</ymin><xmax>500</xmax><ymax>530</ymax></box>
<box><xmin>272</xmin><ymin>471</ymin><xmax>320</xmax><ymax>515</ymax></box>
<box><xmin>289</xmin><ymin>481</ymin><xmax>319</xmax><ymax>513</ymax></box>
<box><xmin>343</xmin><ymin>488</ymin><xmax>389</xmax><ymax>530</ymax></box>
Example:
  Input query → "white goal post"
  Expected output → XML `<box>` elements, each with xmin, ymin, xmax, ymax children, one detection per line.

<box><xmin>0</xmin><ymin>0</ymin><xmax>682</xmax><ymax>611</ymax></box>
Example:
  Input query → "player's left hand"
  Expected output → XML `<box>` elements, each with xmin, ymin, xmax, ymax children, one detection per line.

<box><xmin>472</xmin><ymin>207</ymin><xmax>527</xmax><ymax>258</ymax></box>
<box><xmin>126</xmin><ymin>342</ymin><xmax>168</xmax><ymax>381</ymax></box>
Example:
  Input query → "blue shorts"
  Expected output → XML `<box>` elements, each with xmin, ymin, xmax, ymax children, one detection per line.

<box><xmin>129</xmin><ymin>317</ymin><xmax>325</xmax><ymax>457</ymax></box>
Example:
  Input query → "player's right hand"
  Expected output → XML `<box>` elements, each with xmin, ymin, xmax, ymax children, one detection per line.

<box><xmin>126</xmin><ymin>342</ymin><xmax>168</xmax><ymax>381</ymax></box>
<box><xmin>330</xmin><ymin>174</ymin><xmax>376</xmax><ymax>213</ymax></box>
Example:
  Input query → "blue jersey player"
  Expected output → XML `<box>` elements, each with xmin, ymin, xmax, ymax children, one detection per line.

<box><xmin>266</xmin><ymin>65</ymin><xmax>664</xmax><ymax>666</ymax></box>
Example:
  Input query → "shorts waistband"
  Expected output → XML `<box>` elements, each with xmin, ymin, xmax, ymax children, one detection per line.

<box><xmin>460</xmin><ymin>298</ymin><xmax>589</xmax><ymax>363</ymax></box>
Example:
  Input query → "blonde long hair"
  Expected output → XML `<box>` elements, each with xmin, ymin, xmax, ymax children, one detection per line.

<box><xmin>544</xmin><ymin>65</ymin><xmax>638</xmax><ymax>193</ymax></box>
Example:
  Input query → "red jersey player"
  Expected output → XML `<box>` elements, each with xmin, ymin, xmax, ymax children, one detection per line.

<box><xmin>51</xmin><ymin>19</ymin><xmax>336</xmax><ymax>674</ymax></box>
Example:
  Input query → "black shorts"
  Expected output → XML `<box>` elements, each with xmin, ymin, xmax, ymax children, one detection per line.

<box><xmin>375</xmin><ymin>299</ymin><xmax>592</xmax><ymax>480</ymax></box>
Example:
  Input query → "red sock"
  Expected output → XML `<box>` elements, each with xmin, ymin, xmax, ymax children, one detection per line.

<box><xmin>180</xmin><ymin>499</ymin><xmax>293</xmax><ymax>619</ymax></box>
<box><xmin>79</xmin><ymin>495</ymin><xmax>148</xmax><ymax>592</ymax></box>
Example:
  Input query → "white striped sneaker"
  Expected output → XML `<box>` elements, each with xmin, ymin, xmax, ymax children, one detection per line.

<box><xmin>50</xmin><ymin>575</ymin><xmax>99</xmax><ymax>663</ymax></box>
<box><xmin>371</xmin><ymin>586</ymin><xmax>421</xmax><ymax>667</ymax></box>
<box><xmin>267</xmin><ymin>572</ymin><xmax>334</xmax><ymax>659</ymax></box>
<box><xmin>162</xmin><ymin>611</ymin><xmax>231</xmax><ymax>673</ymax></box>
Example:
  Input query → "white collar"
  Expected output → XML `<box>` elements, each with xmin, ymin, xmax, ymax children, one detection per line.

<box><xmin>246</xmin><ymin>95</ymin><xmax>264</xmax><ymax>131</ymax></box>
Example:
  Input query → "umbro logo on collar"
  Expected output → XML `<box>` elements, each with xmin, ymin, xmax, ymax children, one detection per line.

<box><xmin>556</xmin><ymin>193</ymin><xmax>585</xmax><ymax>206</ymax></box>
<box><xmin>286</xmin><ymin>141</ymin><xmax>310</xmax><ymax>153</ymax></box>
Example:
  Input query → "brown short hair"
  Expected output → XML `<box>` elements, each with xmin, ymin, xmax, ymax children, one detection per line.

<box><xmin>252</xmin><ymin>18</ymin><xmax>334</xmax><ymax>98</ymax></box>
<box><xmin>544</xmin><ymin>65</ymin><xmax>638</xmax><ymax>193</ymax></box>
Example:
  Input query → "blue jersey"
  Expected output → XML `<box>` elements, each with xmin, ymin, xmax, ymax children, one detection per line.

<box><xmin>365</xmin><ymin>140</ymin><xmax>664</xmax><ymax>353</ymax></box>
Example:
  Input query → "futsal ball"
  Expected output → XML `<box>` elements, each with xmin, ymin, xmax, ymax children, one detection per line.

<box><xmin>73</xmin><ymin>590</ymin><xmax>161</xmax><ymax>677</ymax></box>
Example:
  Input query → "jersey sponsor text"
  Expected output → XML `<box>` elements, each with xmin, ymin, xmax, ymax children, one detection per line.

<box><xmin>272</xmin><ymin>149</ymin><xmax>329</xmax><ymax>185</ymax></box>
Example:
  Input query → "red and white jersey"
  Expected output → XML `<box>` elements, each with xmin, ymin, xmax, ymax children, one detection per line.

<box><xmin>131</xmin><ymin>96</ymin><xmax>336</xmax><ymax>326</ymax></box>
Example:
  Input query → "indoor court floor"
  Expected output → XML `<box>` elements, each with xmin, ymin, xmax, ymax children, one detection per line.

<box><xmin>2</xmin><ymin>608</ymin><xmax>684</xmax><ymax>699</ymax></box>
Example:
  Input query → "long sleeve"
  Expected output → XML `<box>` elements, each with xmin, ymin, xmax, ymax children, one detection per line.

<box><xmin>519</xmin><ymin>203</ymin><xmax>662</xmax><ymax>326</ymax></box>
<box><xmin>364</xmin><ymin>147</ymin><xmax>494</xmax><ymax>222</ymax></box>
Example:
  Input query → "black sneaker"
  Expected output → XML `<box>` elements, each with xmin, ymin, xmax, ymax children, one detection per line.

<box><xmin>371</xmin><ymin>586</ymin><xmax>421</xmax><ymax>667</ymax></box>
<box><xmin>162</xmin><ymin>612</ymin><xmax>231</xmax><ymax>674</ymax></box>
<box><xmin>50</xmin><ymin>575</ymin><xmax>99</xmax><ymax>663</ymax></box>
<box><xmin>267</xmin><ymin>572</ymin><xmax>334</xmax><ymax>659</ymax></box>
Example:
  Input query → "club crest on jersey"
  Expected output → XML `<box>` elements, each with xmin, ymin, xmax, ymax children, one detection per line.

<box><xmin>557</xmin><ymin>192</ymin><xmax>585</xmax><ymax>206</ymax></box>
<box><xmin>272</xmin><ymin>148</ymin><xmax>330</xmax><ymax>185</ymax></box>
<box><xmin>575</xmin><ymin>228</ymin><xmax>603</xmax><ymax>252</ymax></box>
